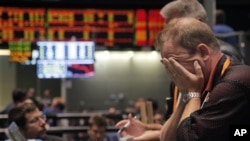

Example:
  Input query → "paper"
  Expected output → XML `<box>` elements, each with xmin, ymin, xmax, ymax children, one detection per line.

<box><xmin>5</xmin><ymin>122</ymin><xmax>26</xmax><ymax>141</ymax></box>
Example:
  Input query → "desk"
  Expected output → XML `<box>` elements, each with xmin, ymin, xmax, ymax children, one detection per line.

<box><xmin>0</xmin><ymin>126</ymin><xmax>119</xmax><ymax>140</ymax></box>
<box><xmin>0</xmin><ymin>112</ymin><xmax>123</xmax><ymax>128</ymax></box>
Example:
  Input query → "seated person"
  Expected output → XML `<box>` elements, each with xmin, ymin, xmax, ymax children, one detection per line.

<box><xmin>0</xmin><ymin>88</ymin><xmax>28</xmax><ymax>115</ymax></box>
<box><xmin>7</xmin><ymin>102</ymin><xmax>65</xmax><ymax>141</ymax></box>
<box><xmin>43</xmin><ymin>97</ymin><xmax>65</xmax><ymax>115</ymax></box>
<box><xmin>0</xmin><ymin>88</ymin><xmax>29</xmax><ymax>129</ymax></box>
<box><xmin>74</xmin><ymin>115</ymin><xmax>118</xmax><ymax>141</ymax></box>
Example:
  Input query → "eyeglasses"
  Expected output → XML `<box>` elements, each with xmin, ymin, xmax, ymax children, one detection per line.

<box><xmin>28</xmin><ymin>114</ymin><xmax>46</xmax><ymax>125</ymax></box>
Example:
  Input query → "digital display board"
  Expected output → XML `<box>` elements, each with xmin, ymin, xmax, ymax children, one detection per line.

<box><xmin>37</xmin><ymin>41</ymin><xmax>95</xmax><ymax>79</ymax></box>
<box><xmin>8</xmin><ymin>41</ymin><xmax>32</xmax><ymax>62</ymax></box>
<box><xmin>0</xmin><ymin>7</ymin><xmax>45</xmax><ymax>42</ymax></box>
<box><xmin>47</xmin><ymin>9</ymin><xmax>135</xmax><ymax>47</ymax></box>
<box><xmin>0</xmin><ymin>6</ymin><xmax>165</xmax><ymax>63</ymax></box>
<box><xmin>0</xmin><ymin>7</ymin><xmax>45</xmax><ymax>62</ymax></box>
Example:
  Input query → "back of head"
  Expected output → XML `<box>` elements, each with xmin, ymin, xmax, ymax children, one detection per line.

<box><xmin>215</xmin><ymin>9</ymin><xmax>226</xmax><ymax>24</ymax></box>
<box><xmin>160</xmin><ymin>0</ymin><xmax>207</xmax><ymax>22</ymax></box>
<box><xmin>8</xmin><ymin>103</ymin><xmax>37</xmax><ymax>129</ymax></box>
<box><xmin>154</xmin><ymin>17</ymin><xmax>220</xmax><ymax>52</ymax></box>
<box><xmin>51</xmin><ymin>97</ymin><xmax>65</xmax><ymax>111</ymax></box>
<box><xmin>87</xmin><ymin>115</ymin><xmax>108</xmax><ymax>141</ymax></box>
<box><xmin>88</xmin><ymin>115</ymin><xmax>107</xmax><ymax>128</ymax></box>
<box><xmin>12</xmin><ymin>88</ymin><xmax>27</xmax><ymax>104</ymax></box>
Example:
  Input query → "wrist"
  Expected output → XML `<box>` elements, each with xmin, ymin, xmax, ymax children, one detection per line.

<box><xmin>183</xmin><ymin>92</ymin><xmax>200</xmax><ymax>104</ymax></box>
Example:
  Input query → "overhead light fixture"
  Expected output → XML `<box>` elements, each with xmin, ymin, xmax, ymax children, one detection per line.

<box><xmin>0</xmin><ymin>49</ymin><xmax>10</xmax><ymax>56</ymax></box>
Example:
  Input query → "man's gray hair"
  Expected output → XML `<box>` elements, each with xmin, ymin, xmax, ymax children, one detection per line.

<box><xmin>160</xmin><ymin>0</ymin><xmax>208</xmax><ymax>22</ymax></box>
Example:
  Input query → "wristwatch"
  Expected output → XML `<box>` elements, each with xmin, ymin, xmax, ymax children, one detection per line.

<box><xmin>183</xmin><ymin>92</ymin><xmax>200</xmax><ymax>104</ymax></box>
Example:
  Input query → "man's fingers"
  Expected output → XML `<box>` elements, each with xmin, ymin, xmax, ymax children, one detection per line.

<box><xmin>194</xmin><ymin>61</ymin><xmax>203</xmax><ymax>79</ymax></box>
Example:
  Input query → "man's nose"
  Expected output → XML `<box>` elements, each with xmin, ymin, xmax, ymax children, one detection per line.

<box><xmin>39</xmin><ymin>117</ymin><xmax>46</xmax><ymax>125</ymax></box>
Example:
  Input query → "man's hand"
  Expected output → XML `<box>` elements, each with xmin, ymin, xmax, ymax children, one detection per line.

<box><xmin>161</xmin><ymin>57</ymin><xmax>204</xmax><ymax>93</ymax></box>
<box><xmin>115</xmin><ymin>114</ymin><xmax>146</xmax><ymax>137</ymax></box>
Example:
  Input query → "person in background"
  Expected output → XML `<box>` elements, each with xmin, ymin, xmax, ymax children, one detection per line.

<box><xmin>27</xmin><ymin>87</ymin><xmax>44</xmax><ymax>111</ymax></box>
<box><xmin>8</xmin><ymin>102</ymin><xmax>65</xmax><ymax>141</ymax></box>
<box><xmin>132</xmin><ymin>97</ymin><xmax>145</xmax><ymax>119</ymax></box>
<box><xmin>116</xmin><ymin>16</ymin><xmax>250</xmax><ymax>141</ymax></box>
<box><xmin>0</xmin><ymin>88</ymin><xmax>28</xmax><ymax>115</ymax></box>
<box><xmin>86</xmin><ymin>115</ymin><xmax>109</xmax><ymax>141</ymax></box>
<box><xmin>43</xmin><ymin>97</ymin><xmax>65</xmax><ymax>127</ymax></box>
<box><xmin>40</xmin><ymin>89</ymin><xmax>52</xmax><ymax>108</ymax></box>
<box><xmin>43</xmin><ymin>97</ymin><xmax>65</xmax><ymax>115</ymax></box>
<box><xmin>106</xmin><ymin>107</ymin><xmax>118</xmax><ymax>126</ymax></box>
<box><xmin>161</xmin><ymin>0</ymin><xmax>245</xmax><ymax>64</ymax></box>
<box><xmin>27</xmin><ymin>87</ymin><xmax>35</xmax><ymax>98</ymax></box>
<box><xmin>213</xmin><ymin>9</ymin><xmax>239</xmax><ymax>48</ymax></box>
<box><xmin>74</xmin><ymin>115</ymin><xmax>118</xmax><ymax>141</ymax></box>
<box><xmin>146</xmin><ymin>98</ymin><xmax>164</xmax><ymax>124</ymax></box>
<box><xmin>153</xmin><ymin>112</ymin><xmax>164</xmax><ymax>124</ymax></box>
<box><xmin>0</xmin><ymin>88</ymin><xmax>29</xmax><ymax>129</ymax></box>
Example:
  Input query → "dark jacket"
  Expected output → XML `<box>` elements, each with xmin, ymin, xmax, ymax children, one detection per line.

<box><xmin>176</xmin><ymin>56</ymin><xmax>250</xmax><ymax>141</ymax></box>
<box><xmin>44</xmin><ymin>135</ymin><xmax>65</xmax><ymax>141</ymax></box>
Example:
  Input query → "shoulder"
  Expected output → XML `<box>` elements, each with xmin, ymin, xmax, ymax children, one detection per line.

<box><xmin>226</xmin><ymin>64</ymin><xmax>250</xmax><ymax>78</ymax></box>
<box><xmin>222</xmin><ymin>63</ymin><xmax>250</xmax><ymax>88</ymax></box>
<box><xmin>106</xmin><ymin>132</ymin><xmax>119</xmax><ymax>141</ymax></box>
<box><xmin>44</xmin><ymin>135</ymin><xmax>65</xmax><ymax>141</ymax></box>
<box><xmin>208</xmin><ymin>64</ymin><xmax>250</xmax><ymax>103</ymax></box>
<box><xmin>218</xmin><ymin>39</ymin><xmax>244</xmax><ymax>63</ymax></box>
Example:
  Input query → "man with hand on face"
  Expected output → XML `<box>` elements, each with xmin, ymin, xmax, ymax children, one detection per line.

<box><xmin>159</xmin><ymin>0</ymin><xmax>247</xmax><ymax>123</ymax></box>
<box><xmin>160</xmin><ymin>0</ymin><xmax>245</xmax><ymax>64</ymax></box>
<box><xmin>116</xmin><ymin>17</ymin><xmax>250</xmax><ymax>141</ymax></box>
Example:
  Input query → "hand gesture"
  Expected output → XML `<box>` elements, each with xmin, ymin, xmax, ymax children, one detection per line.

<box><xmin>115</xmin><ymin>114</ymin><xmax>146</xmax><ymax>137</ymax></box>
<box><xmin>161</xmin><ymin>58</ymin><xmax>204</xmax><ymax>93</ymax></box>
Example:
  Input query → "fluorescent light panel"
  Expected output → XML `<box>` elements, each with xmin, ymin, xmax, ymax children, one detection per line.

<box><xmin>0</xmin><ymin>49</ymin><xmax>10</xmax><ymax>56</ymax></box>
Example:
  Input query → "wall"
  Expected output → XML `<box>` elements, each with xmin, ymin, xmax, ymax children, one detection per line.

<box><xmin>14</xmin><ymin>51</ymin><xmax>171</xmax><ymax>113</ymax></box>
<box><xmin>16</xmin><ymin>64</ymin><xmax>61</xmax><ymax>99</ymax></box>
<box><xmin>2</xmin><ymin>44</ymin><xmax>250</xmax><ymax>113</ymax></box>
<box><xmin>65</xmin><ymin>51</ymin><xmax>170</xmax><ymax>112</ymax></box>
<box><xmin>0</xmin><ymin>56</ymin><xmax>16</xmax><ymax>110</ymax></box>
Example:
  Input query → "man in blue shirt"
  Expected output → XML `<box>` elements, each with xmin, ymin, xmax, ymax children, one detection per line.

<box><xmin>214</xmin><ymin>9</ymin><xmax>239</xmax><ymax>49</ymax></box>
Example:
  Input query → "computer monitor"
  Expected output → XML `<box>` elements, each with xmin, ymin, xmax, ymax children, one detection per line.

<box><xmin>36</xmin><ymin>41</ymin><xmax>95</xmax><ymax>79</ymax></box>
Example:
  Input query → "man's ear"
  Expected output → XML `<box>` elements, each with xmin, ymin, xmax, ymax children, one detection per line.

<box><xmin>197</xmin><ymin>43</ymin><xmax>209</xmax><ymax>60</ymax></box>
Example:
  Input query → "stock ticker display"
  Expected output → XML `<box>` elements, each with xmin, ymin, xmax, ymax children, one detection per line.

<box><xmin>0</xmin><ymin>7</ymin><xmax>164</xmax><ymax>62</ymax></box>
<box><xmin>36</xmin><ymin>41</ymin><xmax>95</xmax><ymax>79</ymax></box>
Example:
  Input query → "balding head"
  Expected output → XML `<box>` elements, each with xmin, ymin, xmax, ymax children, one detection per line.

<box><xmin>160</xmin><ymin>0</ymin><xmax>208</xmax><ymax>23</ymax></box>
<box><xmin>154</xmin><ymin>17</ymin><xmax>220</xmax><ymax>52</ymax></box>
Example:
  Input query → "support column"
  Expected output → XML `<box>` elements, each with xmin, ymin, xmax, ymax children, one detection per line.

<box><xmin>203</xmin><ymin>0</ymin><xmax>216</xmax><ymax>29</ymax></box>
<box><xmin>0</xmin><ymin>56</ymin><xmax>16</xmax><ymax>109</ymax></box>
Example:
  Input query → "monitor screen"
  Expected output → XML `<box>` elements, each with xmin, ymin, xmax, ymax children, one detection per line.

<box><xmin>36</xmin><ymin>41</ymin><xmax>95</xmax><ymax>79</ymax></box>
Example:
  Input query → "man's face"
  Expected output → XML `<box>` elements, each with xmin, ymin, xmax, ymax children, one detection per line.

<box><xmin>22</xmin><ymin>108</ymin><xmax>47</xmax><ymax>139</ymax></box>
<box><xmin>88</xmin><ymin>125</ymin><xmax>106</xmax><ymax>141</ymax></box>
<box><xmin>161</xmin><ymin>40</ymin><xmax>198</xmax><ymax>74</ymax></box>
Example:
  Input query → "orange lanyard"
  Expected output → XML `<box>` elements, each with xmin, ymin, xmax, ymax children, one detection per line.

<box><xmin>173</xmin><ymin>86</ymin><xmax>178</xmax><ymax>112</ymax></box>
<box><xmin>220</xmin><ymin>57</ymin><xmax>231</xmax><ymax>76</ymax></box>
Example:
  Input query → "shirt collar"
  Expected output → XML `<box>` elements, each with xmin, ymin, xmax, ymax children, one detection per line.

<box><xmin>202</xmin><ymin>54</ymin><xmax>226</xmax><ymax>97</ymax></box>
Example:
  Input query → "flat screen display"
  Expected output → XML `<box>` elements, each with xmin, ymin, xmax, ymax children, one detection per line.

<box><xmin>36</xmin><ymin>41</ymin><xmax>95</xmax><ymax>79</ymax></box>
